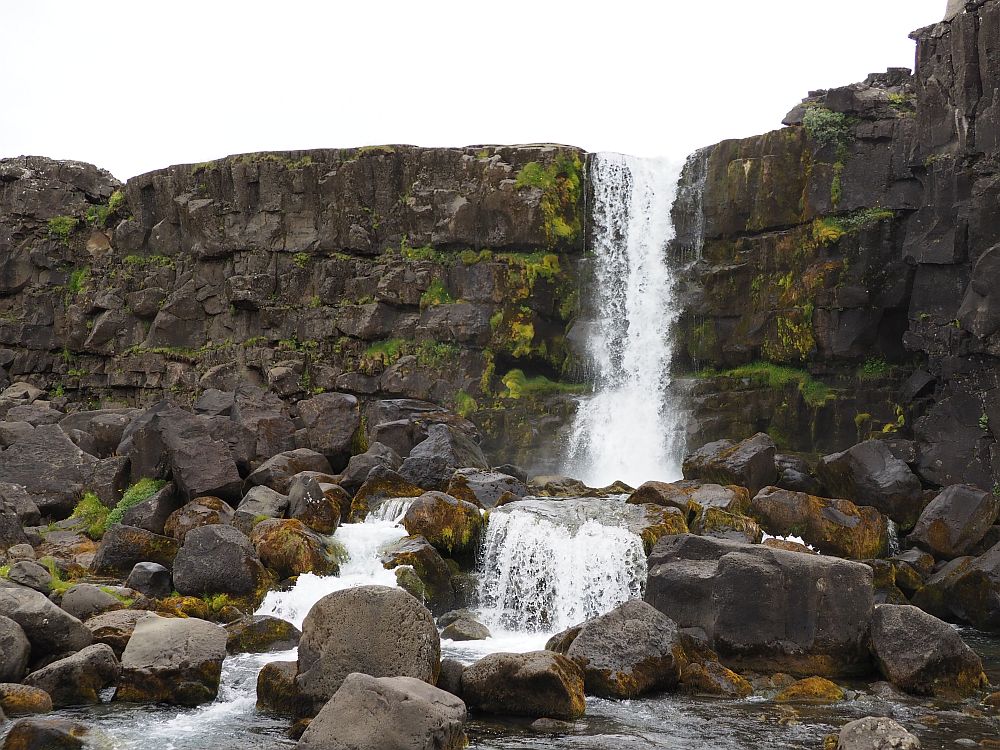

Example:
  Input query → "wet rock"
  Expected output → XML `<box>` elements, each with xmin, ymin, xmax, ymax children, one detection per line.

<box><xmin>163</xmin><ymin>496</ymin><xmax>235</xmax><ymax>542</ymax></box>
<box><xmin>0</xmin><ymin>585</ymin><xmax>92</xmax><ymax>658</ymax></box>
<box><xmin>401</xmin><ymin>491</ymin><xmax>483</xmax><ymax>557</ymax></box>
<box><xmin>908</xmin><ymin>484</ymin><xmax>1000</xmax><ymax>559</ymax></box>
<box><xmin>689</xmin><ymin>507</ymin><xmax>762</xmax><ymax>544</ymax></box>
<box><xmin>5</xmin><ymin>562</ymin><xmax>51</xmax><ymax>594</ymax></box>
<box><xmin>90</xmin><ymin>524</ymin><xmax>179</xmax><ymax>576</ymax></box>
<box><xmin>836</xmin><ymin>716</ymin><xmax>921</xmax><ymax>750</ymax></box>
<box><xmin>461</xmin><ymin>651</ymin><xmax>586</xmax><ymax>720</ymax></box>
<box><xmin>632</xmin><ymin>504</ymin><xmax>690</xmax><ymax>552</ymax></box>
<box><xmin>246</xmin><ymin>449</ymin><xmax>332</xmax><ymax>494</ymax></box>
<box><xmin>679</xmin><ymin>661</ymin><xmax>752</xmax><ymax>697</ymax></box>
<box><xmin>682</xmin><ymin>433</ymin><xmax>777</xmax><ymax>495</ymax></box>
<box><xmin>296</xmin><ymin>392</ymin><xmax>360</xmax><ymax>470</ymax></box>
<box><xmin>297</xmin><ymin>673</ymin><xmax>467</xmax><ymax>750</ymax></box>
<box><xmin>349</xmin><ymin>466</ymin><xmax>424</xmax><ymax>521</ymax></box>
<box><xmin>774</xmin><ymin>676</ymin><xmax>845</xmax><ymax>703</ymax></box>
<box><xmin>446</xmin><ymin>468</ymin><xmax>528</xmax><ymax>509</ymax></box>
<box><xmin>58</xmin><ymin>583</ymin><xmax>123</xmax><ymax>621</ymax></box>
<box><xmin>398</xmin><ymin>423</ymin><xmax>490</xmax><ymax>492</ymax></box>
<box><xmin>225</xmin><ymin>615</ymin><xmax>301</xmax><ymax>653</ymax></box>
<box><xmin>23</xmin><ymin>644</ymin><xmax>119</xmax><ymax>707</ymax></box>
<box><xmin>256</xmin><ymin>660</ymin><xmax>307</xmax><ymax>717</ymax></box>
<box><xmin>0</xmin><ymin>616</ymin><xmax>29</xmax><ymax>682</ymax></box>
<box><xmin>173</xmin><ymin>524</ymin><xmax>268</xmax><ymax>598</ymax></box>
<box><xmin>0</xmin><ymin>684</ymin><xmax>52</xmax><ymax>717</ymax></box>
<box><xmin>816</xmin><ymin>440</ymin><xmax>923</xmax><ymax>527</ymax></box>
<box><xmin>868</xmin><ymin>604</ymin><xmax>987</xmax><ymax>697</ymax></box>
<box><xmin>114</xmin><ymin>613</ymin><xmax>227</xmax><ymax>706</ymax></box>
<box><xmin>0</xmin><ymin>717</ymin><xmax>92</xmax><ymax>749</ymax></box>
<box><xmin>296</xmin><ymin>585</ymin><xmax>440</xmax><ymax>711</ymax></box>
<box><xmin>380</xmin><ymin>535</ymin><xmax>456</xmax><ymax>615</ymax></box>
<box><xmin>440</xmin><ymin>617</ymin><xmax>490</xmax><ymax>642</ymax></box>
<box><xmin>645</xmin><ymin>534</ymin><xmax>873</xmax><ymax>676</ymax></box>
<box><xmin>750</xmin><ymin>486</ymin><xmax>889</xmax><ymax>559</ymax></box>
<box><xmin>547</xmin><ymin>599</ymin><xmax>686</xmax><ymax>699</ymax></box>
<box><xmin>287</xmin><ymin>476</ymin><xmax>344</xmax><ymax>535</ymax></box>
<box><xmin>125</xmin><ymin>561</ymin><xmax>171</xmax><ymax>599</ymax></box>
<box><xmin>250</xmin><ymin>519</ymin><xmax>344</xmax><ymax>579</ymax></box>
<box><xmin>83</xmin><ymin>610</ymin><xmax>146</xmax><ymax>658</ymax></box>
<box><xmin>338</xmin><ymin>442</ymin><xmax>403</xmax><ymax>494</ymax></box>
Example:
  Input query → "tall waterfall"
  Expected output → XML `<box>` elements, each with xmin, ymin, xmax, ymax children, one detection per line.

<box><xmin>564</xmin><ymin>153</ymin><xmax>685</xmax><ymax>487</ymax></box>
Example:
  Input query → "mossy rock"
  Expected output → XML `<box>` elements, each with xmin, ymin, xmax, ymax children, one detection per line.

<box><xmin>680</xmin><ymin>661</ymin><xmax>753</xmax><ymax>697</ymax></box>
<box><xmin>774</xmin><ymin>676</ymin><xmax>845</xmax><ymax>703</ymax></box>
<box><xmin>691</xmin><ymin>507</ymin><xmax>763</xmax><ymax>544</ymax></box>
<box><xmin>250</xmin><ymin>519</ymin><xmax>346</xmax><ymax>579</ymax></box>
<box><xmin>154</xmin><ymin>595</ymin><xmax>212</xmax><ymax>620</ymax></box>
<box><xmin>401</xmin><ymin>492</ymin><xmax>483</xmax><ymax>558</ymax></box>
<box><xmin>0</xmin><ymin>684</ymin><xmax>54</xmax><ymax>716</ymax></box>
<box><xmin>632</xmin><ymin>504</ymin><xmax>689</xmax><ymax>554</ymax></box>
<box><xmin>256</xmin><ymin>660</ymin><xmax>309</xmax><ymax>718</ymax></box>
<box><xmin>225</xmin><ymin>615</ymin><xmax>301</xmax><ymax>654</ymax></box>
<box><xmin>380</xmin><ymin>535</ymin><xmax>456</xmax><ymax>615</ymax></box>
<box><xmin>349</xmin><ymin>469</ymin><xmax>424</xmax><ymax>522</ymax></box>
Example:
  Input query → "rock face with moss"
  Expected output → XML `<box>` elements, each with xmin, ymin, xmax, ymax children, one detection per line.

<box><xmin>0</xmin><ymin>146</ymin><xmax>587</xmax><ymax>472</ymax></box>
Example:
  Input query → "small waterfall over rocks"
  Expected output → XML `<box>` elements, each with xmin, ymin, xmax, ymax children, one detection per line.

<box><xmin>564</xmin><ymin>153</ymin><xmax>686</xmax><ymax>487</ymax></box>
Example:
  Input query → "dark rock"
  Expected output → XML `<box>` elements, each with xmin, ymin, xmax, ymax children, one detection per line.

<box><xmin>446</xmin><ymin>468</ymin><xmax>528</xmax><ymax>508</ymax></box>
<box><xmin>0</xmin><ymin>425</ymin><xmax>97</xmax><ymax>519</ymax></box>
<box><xmin>0</xmin><ymin>483</ymin><xmax>39</xmax><ymax>530</ymax></box>
<box><xmin>0</xmin><ymin>615</ymin><xmax>29</xmax><ymax>682</ymax></box>
<box><xmin>349</xmin><ymin>466</ymin><xmax>424</xmax><ymax>521</ymax></box>
<box><xmin>909</xmin><ymin>484</ymin><xmax>1000</xmax><ymax>559</ymax></box>
<box><xmin>114</xmin><ymin>613</ymin><xmax>227</xmax><ymax>706</ymax></box>
<box><xmin>836</xmin><ymin>716</ymin><xmax>920</xmax><ymax>750</ymax></box>
<box><xmin>5</xmin><ymin>562</ymin><xmax>51</xmax><ymax>594</ymax></box>
<box><xmin>682</xmin><ymin>433</ymin><xmax>777</xmax><ymax>495</ymax></box>
<box><xmin>440</xmin><ymin>617</ymin><xmax>490</xmax><ymax>642</ymax></box>
<box><xmin>235</xmin><ymin>485</ymin><xmax>289</xmax><ymax>525</ymax></box>
<box><xmin>296</xmin><ymin>392</ymin><xmax>360</xmax><ymax>470</ymax></box>
<box><xmin>287</xmin><ymin>476</ymin><xmax>343</xmax><ymax>534</ymax></box>
<box><xmin>250</xmin><ymin>519</ymin><xmax>343</xmax><ymax>579</ymax></box>
<box><xmin>22</xmin><ymin>644</ymin><xmax>119</xmax><ymax>708</ymax></box>
<box><xmin>297</xmin><ymin>673</ymin><xmax>467</xmax><ymax>750</ymax></box>
<box><xmin>398</xmin><ymin>424</ymin><xmax>490</xmax><ymax>492</ymax></box>
<box><xmin>256</xmin><ymin>660</ymin><xmax>307</xmax><ymax>717</ymax></box>
<box><xmin>90</xmin><ymin>525</ymin><xmax>179</xmax><ymax>576</ymax></box>
<box><xmin>163</xmin><ymin>496</ymin><xmax>235</xmax><ymax>542</ymax></box>
<box><xmin>225</xmin><ymin>615</ymin><xmax>300</xmax><ymax>654</ymax></box>
<box><xmin>436</xmin><ymin>658</ymin><xmax>465</xmax><ymax>698</ymax></box>
<box><xmin>83</xmin><ymin>610</ymin><xmax>146</xmax><ymax>658</ymax></box>
<box><xmin>296</xmin><ymin>585</ymin><xmax>440</xmax><ymax>711</ymax></box>
<box><xmin>0</xmin><ymin>421</ymin><xmax>34</xmax><ymax>448</ymax></box>
<box><xmin>58</xmin><ymin>584</ymin><xmax>123</xmax><ymax>622</ymax></box>
<box><xmin>918</xmin><ymin>541</ymin><xmax>1000</xmax><ymax>630</ymax></box>
<box><xmin>868</xmin><ymin>604</ymin><xmax>986</xmax><ymax>697</ymax></box>
<box><xmin>172</xmin><ymin>524</ymin><xmax>267</xmax><ymax>598</ymax></box>
<box><xmin>338</xmin><ymin>442</ymin><xmax>403</xmax><ymax>494</ymax></box>
<box><xmin>380</xmin><ymin>535</ymin><xmax>456</xmax><ymax>616</ymax></box>
<box><xmin>401</xmin><ymin>491</ymin><xmax>483</xmax><ymax>557</ymax></box>
<box><xmin>118</xmin><ymin>482</ymin><xmax>182</xmax><ymax>536</ymax></box>
<box><xmin>461</xmin><ymin>651</ymin><xmax>585</xmax><ymax>720</ymax></box>
<box><xmin>57</xmin><ymin>410</ymin><xmax>135</xmax><ymax>459</ymax></box>
<box><xmin>125</xmin><ymin>562</ymin><xmax>171</xmax><ymax>599</ymax></box>
<box><xmin>816</xmin><ymin>440</ymin><xmax>924</xmax><ymax>527</ymax></box>
<box><xmin>0</xmin><ymin>585</ymin><xmax>92</xmax><ymax>657</ymax></box>
<box><xmin>0</xmin><ymin>717</ymin><xmax>92</xmax><ymax>749</ymax></box>
<box><xmin>194</xmin><ymin>389</ymin><xmax>235</xmax><ymax>417</ymax></box>
<box><xmin>246</xmin><ymin>449</ymin><xmax>332</xmax><ymax>494</ymax></box>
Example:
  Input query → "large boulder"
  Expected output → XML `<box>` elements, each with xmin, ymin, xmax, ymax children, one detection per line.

<box><xmin>250</xmin><ymin>519</ymin><xmax>344</xmax><ymax>579</ymax></box>
<box><xmin>287</xmin><ymin>476</ymin><xmax>344</xmax><ymax>535</ymax></box>
<box><xmin>0</xmin><ymin>615</ymin><xmax>30</xmax><ymax>682</ymax></box>
<box><xmin>90</xmin><ymin>525</ymin><xmax>179</xmax><ymax>576</ymax></box>
<box><xmin>114</xmin><ymin>614</ymin><xmax>227</xmax><ymax>706</ymax></box>
<box><xmin>125</xmin><ymin>562</ymin><xmax>171</xmax><ymax>599</ymax></box>
<box><xmin>398</xmin><ymin>424</ymin><xmax>489</xmax><ymax>492</ymax></box>
<box><xmin>58</xmin><ymin>584</ymin><xmax>123</xmax><ymax>622</ymax></box>
<box><xmin>380</xmin><ymin>535</ymin><xmax>456</xmax><ymax>615</ymax></box>
<box><xmin>0</xmin><ymin>684</ymin><xmax>52</xmax><ymax>716</ymax></box>
<box><xmin>296</xmin><ymin>392</ymin><xmax>360</xmax><ymax>470</ymax></box>
<box><xmin>0</xmin><ymin>585</ymin><xmax>92</xmax><ymax>658</ymax></box>
<box><xmin>750</xmin><ymin>486</ymin><xmax>889</xmax><ymax>559</ymax></box>
<box><xmin>172</xmin><ymin>524</ymin><xmax>268</xmax><ymax>598</ymax></box>
<box><xmin>338</xmin><ymin>442</ymin><xmax>402</xmax><ymax>494</ymax></box>
<box><xmin>401</xmin><ymin>492</ymin><xmax>483</xmax><ymax>557</ymax></box>
<box><xmin>644</xmin><ymin>534</ymin><xmax>873</xmax><ymax>676</ymax></box>
<box><xmin>908</xmin><ymin>484</ymin><xmax>1000</xmax><ymax>559</ymax></box>
<box><xmin>547</xmin><ymin>599</ymin><xmax>686</xmax><ymax>698</ymax></box>
<box><xmin>22</xmin><ymin>644</ymin><xmax>119</xmax><ymax>707</ymax></box>
<box><xmin>118</xmin><ymin>481</ymin><xmax>183</xmax><ymax>536</ymax></box>
<box><xmin>349</xmin><ymin>467</ymin><xmax>424</xmax><ymax>521</ymax></box>
<box><xmin>83</xmin><ymin>609</ymin><xmax>146</xmax><ymax>658</ymax></box>
<box><xmin>246</xmin><ymin>449</ymin><xmax>332</xmax><ymax>494</ymax></box>
<box><xmin>868</xmin><ymin>604</ymin><xmax>987</xmax><ymax>697</ymax></box>
<box><xmin>911</xmin><ymin>542</ymin><xmax>1000</xmax><ymax>630</ymax></box>
<box><xmin>446</xmin><ymin>468</ymin><xmax>528</xmax><ymax>509</ymax></box>
<box><xmin>816</xmin><ymin>440</ymin><xmax>923</xmax><ymax>527</ymax></box>
<box><xmin>461</xmin><ymin>651</ymin><xmax>585</xmax><ymax>720</ymax></box>
<box><xmin>681</xmin><ymin>433</ymin><xmax>777</xmax><ymax>495</ymax></box>
<box><xmin>296</xmin><ymin>585</ymin><xmax>440</xmax><ymax>712</ymax></box>
<box><xmin>836</xmin><ymin>717</ymin><xmax>921</xmax><ymax>750</ymax></box>
<box><xmin>163</xmin><ymin>496</ymin><xmax>235</xmax><ymax>542</ymax></box>
<box><xmin>0</xmin><ymin>717</ymin><xmax>94</xmax><ymax>749</ymax></box>
<box><xmin>0</xmin><ymin>425</ymin><xmax>98</xmax><ymax>519</ymax></box>
<box><xmin>297</xmin><ymin>673</ymin><xmax>467</xmax><ymax>750</ymax></box>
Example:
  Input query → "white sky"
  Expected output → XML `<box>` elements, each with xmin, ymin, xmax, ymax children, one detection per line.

<box><xmin>1</xmin><ymin>1</ymin><xmax>944</xmax><ymax>180</ymax></box>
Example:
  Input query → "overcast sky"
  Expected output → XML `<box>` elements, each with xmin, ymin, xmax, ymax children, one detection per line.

<box><xmin>1</xmin><ymin>1</ymin><xmax>944</xmax><ymax>180</ymax></box>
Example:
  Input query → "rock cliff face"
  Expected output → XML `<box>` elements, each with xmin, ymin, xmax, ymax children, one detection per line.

<box><xmin>671</xmin><ymin>0</ymin><xmax>1000</xmax><ymax>492</ymax></box>
<box><xmin>0</xmin><ymin>146</ymin><xmax>586</xmax><ymax>470</ymax></box>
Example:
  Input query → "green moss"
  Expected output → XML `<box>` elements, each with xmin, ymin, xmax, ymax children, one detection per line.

<box><xmin>399</xmin><ymin>240</ymin><xmax>448</xmax><ymax>263</ymax></box>
<box><xmin>201</xmin><ymin>592</ymin><xmax>234</xmax><ymax>613</ymax></box>
<box><xmin>67</xmin><ymin>268</ymin><xmax>89</xmax><ymax>296</ymax></box>
<box><xmin>858</xmin><ymin>357</ymin><xmax>890</xmax><ymax>380</ymax></box>
<box><xmin>888</xmin><ymin>92</ymin><xmax>915</xmax><ymax>113</ymax></box>
<box><xmin>454</xmin><ymin>391</ymin><xmax>478</xmax><ymax>418</ymax></box>
<box><xmin>500</xmin><ymin>369</ymin><xmax>587</xmax><ymax>399</ymax></box>
<box><xmin>70</xmin><ymin>491</ymin><xmax>109</xmax><ymax>539</ymax></box>
<box><xmin>514</xmin><ymin>155</ymin><xmax>584</xmax><ymax>247</ymax></box>
<box><xmin>830</xmin><ymin>161</ymin><xmax>844</xmax><ymax>207</ymax></box>
<box><xmin>481</xmin><ymin>349</ymin><xmax>496</xmax><ymax>395</ymax></box>
<box><xmin>106</xmin><ymin>478</ymin><xmax>167</xmax><ymax>528</ymax></box>
<box><xmin>48</xmin><ymin>215</ymin><xmax>79</xmax><ymax>243</ymax></box>
<box><xmin>419</xmin><ymin>278</ymin><xmax>455</xmax><ymax>309</ymax></box>
<box><xmin>38</xmin><ymin>557</ymin><xmax>73</xmax><ymax>595</ymax></box>
<box><xmin>460</xmin><ymin>249</ymin><xmax>494</xmax><ymax>265</ymax></box>
<box><xmin>697</xmin><ymin>361</ymin><xmax>835</xmax><ymax>408</ymax></box>
<box><xmin>414</xmin><ymin>340</ymin><xmax>459</xmax><ymax>368</ymax></box>
<box><xmin>0</xmin><ymin>565</ymin><xmax>9</xmax><ymax>578</ymax></box>
<box><xmin>292</xmin><ymin>252</ymin><xmax>310</xmax><ymax>269</ymax></box>
<box><xmin>351</xmin><ymin>416</ymin><xmax>369</xmax><ymax>455</ymax></box>
<box><xmin>124</xmin><ymin>254</ymin><xmax>175</xmax><ymax>269</ymax></box>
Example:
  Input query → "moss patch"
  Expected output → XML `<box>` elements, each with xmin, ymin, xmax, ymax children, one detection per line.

<box><xmin>514</xmin><ymin>154</ymin><xmax>584</xmax><ymax>247</ymax></box>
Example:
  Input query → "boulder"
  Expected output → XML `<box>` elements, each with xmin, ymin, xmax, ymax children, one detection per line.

<box><xmin>681</xmin><ymin>433</ymin><xmax>777</xmax><ymax>495</ymax></box>
<box><xmin>679</xmin><ymin>661</ymin><xmax>752</xmax><ymax>697</ymax></box>
<box><xmin>298</xmin><ymin>673</ymin><xmax>467</xmax><ymax>750</ymax></box>
<box><xmin>868</xmin><ymin>604</ymin><xmax>987</xmax><ymax>697</ymax></box>
<box><xmin>235</xmin><ymin>485</ymin><xmax>289</xmax><ymax>526</ymax></box>
<box><xmin>0</xmin><ymin>616</ymin><xmax>29</xmax><ymax>682</ymax></box>
<box><xmin>225</xmin><ymin>615</ymin><xmax>301</xmax><ymax>654</ymax></box>
<box><xmin>398</xmin><ymin>423</ymin><xmax>490</xmax><ymax>492</ymax></box>
<box><xmin>0</xmin><ymin>425</ymin><xmax>98</xmax><ymax>519</ymax></box>
<box><xmin>461</xmin><ymin>651</ymin><xmax>585</xmax><ymax>720</ymax></box>
<box><xmin>401</xmin><ymin>492</ymin><xmax>483</xmax><ymax>557</ymax></box>
<box><xmin>22</xmin><ymin>644</ymin><xmax>119</xmax><ymax>707</ymax></box>
<box><xmin>547</xmin><ymin>599</ymin><xmax>686</xmax><ymax>698</ymax></box>
<box><xmin>90</xmin><ymin>524</ymin><xmax>179</xmax><ymax>576</ymax></box>
<box><xmin>163</xmin><ymin>496</ymin><xmax>235</xmax><ymax>541</ymax></box>
<box><xmin>836</xmin><ymin>717</ymin><xmax>921</xmax><ymax>750</ymax></box>
<box><xmin>0</xmin><ymin>684</ymin><xmax>52</xmax><ymax>716</ymax></box>
<box><xmin>246</xmin><ymin>449</ymin><xmax>332</xmax><ymax>494</ymax></box>
<box><xmin>83</xmin><ymin>609</ymin><xmax>146</xmax><ymax>658</ymax></box>
<box><xmin>749</xmin><ymin>486</ymin><xmax>889</xmax><ymax>559</ymax></box>
<box><xmin>349</xmin><ymin>466</ymin><xmax>424</xmax><ymax>521</ymax></box>
<box><xmin>287</xmin><ymin>476</ymin><xmax>343</xmax><ymax>534</ymax></box>
<box><xmin>57</xmin><ymin>409</ymin><xmax>135</xmax><ymax>459</ymax></box>
<box><xmin>380</xmin><ymin>535</ymin><xmax>456</xmax><ymax>615</ymax></box>
<box><xmin>125</xmin><ymin>561</ymin><xmax>171</xmax><ymax>599</ymax></box>
<box><xmin>250</xmin><ymin>519</ymin><xmax>343</xmax><ymax>579</ymax></box>
<box><xmin>816</xmin><ymin>441</ymin><xmax>923</xmax><ymax>527</ymax></box>
<box><xmin>689</xmin><ymin>507</ymin><xmax>761</xmax><ymax>544</ymax></box>
<box><xmin>446</xmin><ymin>468</ymin><xmax>528</xmax><ymax>509</ymax></box>
<box><xmin>118</xmin><ymin>481</ymin><xmax>182</xmax><ymax>536</ymax></box>
<box><xmin>0</xmin><ymin>497</ymin><xmax>28</xmax><ymax>551</ymax></box>
<box><xmin>296</xmin><ymin>585</ymin><xmax>440</xmax><ymax>711</ymax></box>
<box><xmin>773</xmin><ymin>676</ymin><xmax>844</xmax><ymax>703</ymax></box>
<box><xmin>0</xmin><ymin>585</ymin><xmax>92</xmax><ymax>657</ymax></box>
<box><xmin>114</xmin><ymin>613</ymin><xmax>227</xmax><ymax>706</ymax></box>
<box><xmin>645</xmin><ymin>534</ymin><xmax>873</xmax><ymax>676</ymax></box>
<box><xmin>909</xmin><ymin>484</ymin><xmax>1000</xmax><ymax>559</ymax></box>
<box><xmin>172</xmin><ymin>524</ymin><xmax>268</xmax><ymax>598</ymax></box>
<box><xmin>436</xmin><ymin>658</ymin><xmax>465</xmax><ymax>699</ymax></box>
<box><xmin>296</xmin><ymin>392</ymin><xmax>360</xmax><ymax>469</ymax></box>
<box><xmin>440</xmin><ymin>617</ymin><xmax>490</xmax><ymax>642</ymax></box>
<box><xmin>5</xmin><ymin>562</ymin><xmax>51</xmax><ymax>594</ymax></box>
<box><xmin>338</xmin><ymin>442</ymin><xmax>402</xmax><ymax>494</ymax></box>
<box><xmin>0</xmin><ymin>717</ymin><xmax>92</xmax><ymax>749</ymax></box>
<box><xmin>256</xmin><ymin>660</ymin><xmax>307</xmax><ymax>717</ymax></box>
<box><xmin>912</xmin><ymin>542</ymin><xmax>1000</xmax><ymax>629</ymax></box>
<box><xmin>58</xmin><ymin>584</ymin><xmax>123</xmax><ymax>621</ymax></box>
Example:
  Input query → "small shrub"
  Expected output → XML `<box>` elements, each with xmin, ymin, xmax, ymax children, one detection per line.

<box><xmin>67</xmin><ymin>268</ymin><xmax>89</xmax><ymax>295</ymax></box>
<box><xmin>106</xmin><ymin>478</ymin><xmax>167</xmax><ymax>528</ymax></box>
<box><xmin>419</xmin><ymin>279</ymin><xmax>455</xmax><ymax>309</ymax></box>
<box><xmin>48</xmin><ymin>215</ymin><xmax>79</xmax><ymax>242</ymax></box>
<box><xmin>802</xmin><ymin>106</ymin><xmax>852</xmax><ymax>150</ymax></box>
<box><xmin>293</xmin><ymin>252</ymin><xmax>310</xmax><ymax>269</ymax></box>
<box><xmin>858</xmin><ymin>357</ymin><xmax>890</xmax><ymax>380</ymax></box>
<box><xmin>454</xmin><ymin>391</ymin><xmax>478</xmax><ymax>418</ymax></box>
<box><xmin>71</xmin><ymin>492</ymin><xmax>109</xmax><ymax>539</ymax></box>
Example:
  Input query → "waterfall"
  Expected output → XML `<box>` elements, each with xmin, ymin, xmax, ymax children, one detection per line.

<box><xmin>564</xmin><ymin>153</ymin><xmax>685</xmax><ymax>487</ymax></box>
<box><xmin>477</xmin><ymin>498</ymin><xmax>647</xmax><ymax>633</ymax></box>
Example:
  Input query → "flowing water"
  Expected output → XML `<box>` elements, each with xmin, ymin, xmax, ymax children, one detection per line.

<box><xmin>564</xmin><ymin>153</ymin><xmax>686</xmax><ymax>488</ymax></box>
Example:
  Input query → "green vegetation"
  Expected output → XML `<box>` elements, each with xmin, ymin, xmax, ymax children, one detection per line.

<box><xmin>514</xmin><ymin>154</ymin><xmax>584</xmax><ymax>247</ymax></box>
<box><xmin>67</xmin><ymin>268</ymin><xmax>89</xmax><ymax>296</ymax></box>
<box><xmin>697</xmin><ymin>362</ymin><xmax>835</xmax><ymax>408</ymax></box>
<box><xmin>811</xmin><ymin>208</ymin><xmax>895</xmax><ymax>247</ymax></box>
<box><xmin>400</xmin><ymin>239</ymin><xmax>449</xmax><ymax>263</ymax></box>
<box><xmin>201</xmin><ymin>593</ymin><xmax>235</xmax><ymax>614</ymax></box>
<box><xmin>106</xmin><ymin>478</ymin><xmax>168</xmax><ymax>528</ymax></box>
<box><xmin>39</xmin><ymin>557</ymin><xmax>73</xmax><ymax>595</ymax></box>
<box><xmin>362</xmin><ymin>338</ymin><xmax>406</xmax><ymax>367</ymax></box>
<box><xmin>361</xmin><ymin>338</ymin><xmax>460</xmax><ymax>370</ymax></box>
<box><xmin>802</xmin><ymin>106</ymin><xmax>853</xmax><ymax>151</ymax></box>
<box><xmin>48</xmin><ymin>215</ymin><xmax>79</xmax><ymax>243</ymax></box>
<box><xmin>70</xmin><ymin>492</ymin><xmax>109</xmax><ymax>539</ymax></box>
<box><xmin>419</xmin><ymin>279</ymin><xmax>456</xmax><ymax>309</ymax></box>
<box><xmin>85</xmin><ymin>190</ymin><xmax>126</xmax><ymax>227</ymax></box>
<box><xmin>858</xmin><ymin>357</ymin><xmax>890</xmax><ymax>380</ymax></box>
<box><xmin>888</xmin><ymin>92</ymin><xmax>915</xmax><ymax>113</ymax></box>
<box><xmin>500</xmin><ymin>369</ymin><xmax>587</xmax><ymax>399</ymax></box>
<box><xmin>460</xmin><ymin>249</ymin><xmax>494</xmax><ymax>265</ymax></box>
<box><xmin>292</xmin><ymin>252</ymin><xmax>310</xmax><ymax>269</ymax></box>
<box><xmin>454</xmin><ymin>391</ymin><xmax>478</xmax><ymax>418</ymax></box>
<box><xmin>0</xmin><ymin>565</ymin><xmax>9</xmax><ymax>578</ymax></box>
<box><xmin>123</xmin><ymin>254</ymin><xmax>175</xmax><ymax>269</ymax></box>
<box><xmin>980</xmin><ymin>412</ymin><xmax>990</xmax><ymax>431</ymax></box>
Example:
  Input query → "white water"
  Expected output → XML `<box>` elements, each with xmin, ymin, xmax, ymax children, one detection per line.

<box><xmin>565</xmin><ymin>153</ymin><xmax>685</xmax><ymax>488</ymax></box>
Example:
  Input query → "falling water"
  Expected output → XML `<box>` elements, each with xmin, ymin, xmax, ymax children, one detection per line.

<box><xmin>564</xmin><ymin>153</ymin><xmax>685</xmax><ymax>487</ymax></box>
